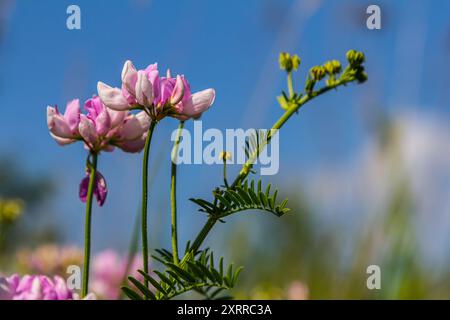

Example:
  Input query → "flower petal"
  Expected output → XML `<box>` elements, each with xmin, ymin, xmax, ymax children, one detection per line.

<box><xmin>135</xmin><ymin>71</ymin><xmax>153</xmax><ymax>107</ymax></box>
<box><xmin>47</xmin><ymin>106</ymin><xmax>73</xmax><ymax>138</ymax></box>
<box><xmin>119</xmin><ymin>115</ymin><xmax>145</xmax><ymax>141</ymax></box>
<box><xmin>135</xmin><ymin>110</ymin><xmax>151</xmax><ymax>132</ymax></box>
<box><xmin>63</xmin><ymin>99</ymin><xmax>80</xmax><ymax>133</ymax></box>
<box><xmin>49</xmin><ymin>132</ymin><xmax>76</xmax><ymax>146</ymax></box>
<box><xmin>97</xmin><ymin>82</ymin><xmax>130</xmax><ymax>111</ymax></box>
<box><xmin>182</xmin><ymin>89</ymin><xmax>215</xmax><ymax>118</ymax></box>
<box><xmin>116</xmin><ymin>137</ymin><xmax>146</xmax><ymax>153</ymax></box>
<box><xmin>170</xmin><ymin>75</ymin><xmax>184</xmax><ymax>105</ymax></box>
<box><xmin>79</xmin><ymin>170</ymin><xmax>108</xmax><ymax>207</ymax></box>
<box><xmin>94</xmin><ymin>108</ymin><xmax>112</xmax><ymax>136</ymax></box>
<box><xmin>78</xmin><ymin>115</ymin><xmax>98</xmax><ymax>147</ymax></box>
<box><xmin>121</xmin><ymin>60</ymin><xmax>138</xmax><ymax>97</ymax></box>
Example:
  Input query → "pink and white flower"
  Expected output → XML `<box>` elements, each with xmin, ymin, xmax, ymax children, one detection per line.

<box><xmin>0</xmin><ymin>274</ymin><xmax>96</xmax><ymax>300</ymax></box>
<box><xmin>97</xmin><ymin>60</ymin><xmax>215</xmax><ymax>121</ymax></box>
<box><xmin>47</xmin><ymin>97</ymin><xmax>150</xmax><ymax>153</ymax></box>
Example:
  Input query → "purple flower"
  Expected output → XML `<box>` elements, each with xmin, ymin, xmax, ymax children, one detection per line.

<box><xmin>79</xmin><ymin>169</ymin><xmax>108</xmax><ymax>207</ymax></box>
<box><xmin>0</xmin><ymin>274</ymin><xmax>96</xmax><ymax>300</ymax></box>
<box><xmin>97</xmin><ymin>60</ymin><xmax>215</xmax><ymax>121</ymax></box>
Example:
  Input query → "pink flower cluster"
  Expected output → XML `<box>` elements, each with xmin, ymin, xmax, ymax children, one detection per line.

<box><xmin>47</xmin><ymin>60</ymin><xmax>215</xmax><ymax>207</ymax></box>
<box><xmin>0</xmin><ymin>274</ymin><xmax>95</xmax><ymax>300</ymax></box>
<box><xmin>98</xmin><ymin>60</ymin><xmax>215</xmax><ymax>120</ymax></box>
<box><xmin>47</xmin><ymin>97</ymin><xmax>150</xmax><ymax>153</ymax></box>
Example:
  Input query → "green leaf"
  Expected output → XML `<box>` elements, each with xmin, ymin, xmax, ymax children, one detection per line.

<box><xmin>128</xmin><ymin>276</ymin><xmax>156</xmax><ymax>300</ymax></box>
<box><xmin>121</xmin><ymin>286</ymin><xmax>143</xmax><ymax>300</ymax></box>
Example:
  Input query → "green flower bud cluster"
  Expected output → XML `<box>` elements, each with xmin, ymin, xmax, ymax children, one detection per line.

<box><xmin>341</xmin><ymin>49</ymin><xmax>368</xmax><ymax>84</ymax></box>
<box><xmin>309</xmin><ymin>66</ymin><xmax>326</xmax><ymax>81</ymax></box>
<box><xmin>346</xmin><ymin>49</ymin><xmax>365</xmax><ymax>67</ymax></box>
<box><xmin>279</xmin><ymin>52</ymin><xmax>301</xmax><ymax>73</ymax></box>
<box><xmin>323</xmin><ymin>60</ymin><xmax>342</xmax><ymax>75</ymax></box>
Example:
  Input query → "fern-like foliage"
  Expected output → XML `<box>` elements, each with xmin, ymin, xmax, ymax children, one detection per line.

<box><xmin>122</xmin><ymin>248</ymin><xmax>242</xmax><ymax>300</ymax></box>
<box><xmin>190</xmin><ymin>179</ymin><xmax>290</xmax><ymax>219</ymax></box>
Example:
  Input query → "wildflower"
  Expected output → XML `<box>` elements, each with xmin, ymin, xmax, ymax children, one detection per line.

<box><xmin>97</xmin><ymin>60</ymin><xmax>215</xmax><ymax>121</ymax></box>
<box><xmin>0</xmin><ymin>274</ymin><xmax>96</xmax><ymax>300</ymax></box>
<box><xmin>47</xmin><ymin>97</ymin><xmax>150</xmax><ymax>153</ymax></box>
<box><xmin>16</xmin><ymin>245</ymin><xmax>83</xmax><ymax>276</ymax></box>
<box><xmin>79</xmin><ymin>169</ymin><xmax>108</xmax><ymax>207</ymax></box>
<box><xmin>90</xmin><ymin>250</ymin><xmax>144</xmax><ymax>300</ymax></box>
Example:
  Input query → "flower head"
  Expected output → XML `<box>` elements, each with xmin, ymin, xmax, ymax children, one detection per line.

<box><xmin>47</xmin><ymin>97</ymin><xmax>150</xmax><ymax>153</ymax></box>
<box><xmin>97</xmin><ymin>60</ymin><xmax>215</xmax><ymax>121</ymax></box>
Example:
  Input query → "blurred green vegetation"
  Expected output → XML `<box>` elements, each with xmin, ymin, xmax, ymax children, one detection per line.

<box><xmin>222</xmin><ymin>119</ymin><xmax>450</xmax><ymax>299</ymax></box>
<box><xmin>0</xmin><ymin>157</ymin><xmax>58</xmax><ymax>268</ymax></box>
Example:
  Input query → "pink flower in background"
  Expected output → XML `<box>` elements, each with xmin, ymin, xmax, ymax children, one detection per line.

<box><xmin>91</xmin><ymin>249</ymin><xmax>144</xmax><ymax>300</ymax></box>
<box><xmin>97</xmin><ymin>60</ymin><xmax>215</xmax><ymax>121</ymax></box>
<box><xmin>16</xmin><ymin>244</ymin><xmax>83</xmax><ymax>276</ymax></box>
<box><xmin>79</xmin><ymin>169</ymin><xmax>108</xmax><ymax>206</ymax></box>
<box><xmin>287</xmin><ymin>281</ymin><xmax>309</xmax><ymax>300</ymax></box>
<box><xmin>0</xmin><ymin>274</ymin><xmax>95</xmax><ymax>300</ymax></box>
<box><xmin>47</xmin><ymin>97</ymin><xmax>150</xmax><ymax>153</ymax></box>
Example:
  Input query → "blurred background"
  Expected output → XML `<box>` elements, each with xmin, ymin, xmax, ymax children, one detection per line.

<box><xmin>1</xmin><ymin>0</ymin><xmax>450</xmax><ymax>299</ymax></box>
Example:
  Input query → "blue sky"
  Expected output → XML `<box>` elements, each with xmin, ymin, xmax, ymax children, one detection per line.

<box><xmin>1</xmin><ymin>0</ymin><xmax>450</xmax><ymax>252</ymax></box>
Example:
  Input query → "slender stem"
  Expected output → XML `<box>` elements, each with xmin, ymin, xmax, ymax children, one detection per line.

<box><xmin>82</xmin><ymin>152</ymin><xmax>97</xmax><ymax>298</ymax></box>
<box><xmin>185</xmin><ymin>79</ymin><xmax>351</xmax><ymax>257</ymax></box>
<box><xmin>287</xmin><ymin>72</ymin><xmax>294</xmax><ymax>98</ymax></box>
<box><xmin>120</xmin><ymin>211</ymin><xmax>140</xmax><ymax>299</ymax></box>
<box><xmin>223</xmin><ymin>159</ymin><xmax>229</xmax><ymax>188</ymax></box>
<box><xmin>170</xmin><ymin>121</ymin><xmax>185</xmax><ymax>264</ymax></box>
<box><xmin>141</xmin><ymin>120</ymin><xmax>157</xmax><ymax>290</ymax></box>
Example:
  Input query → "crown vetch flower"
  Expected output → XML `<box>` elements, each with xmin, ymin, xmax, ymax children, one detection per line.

<box><xmin>97</xmin><ymin>60</ymin><xmax>215</xmax><ymax>121</ymax></box>
<box><xmin>47</xmin><ymin>97</ymin><xmax>150</xmax><ymax>153</ymax></box>
<box><xmin>0</xmin><ymin>274</ymin><xmax>96</xmax><ymax>300</ymax></box>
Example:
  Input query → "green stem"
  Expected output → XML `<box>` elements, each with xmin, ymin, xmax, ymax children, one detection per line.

<box><xmin>82</xmin><ymin>152</ymin><xmax>97</xmax><ymax>298</ymax></box>
<box><xmin>287</xmin><ymin>72</ymin><xmax>294</xmax><ymax>98</ymax></box>
<box><xmin>170</xmin><ymin>121</ymin><xmax>185</xmax><ymax>264</ymax></box>
<box><xmin>120</xmin><ymin>211</ymin><xmax>140</xmax><ymax>299</ymax></box>
<box><xmin>141</xmin><ymin>120</ymin><xmax>157</xmax><ymax>291</ymax></box>
<box><xmin>185</xmin><ymin>79</ymin><xmax>351</xmax><ymax>258</ymax></box>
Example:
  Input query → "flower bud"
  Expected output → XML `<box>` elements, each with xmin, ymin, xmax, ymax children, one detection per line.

<box><xmin>219</xmin><ymin>151</ymin><xmax>232</xmax><ymax>161</ymax></box>
<box><xmin>346</xmin><ymin>50</ymin><xmax>365</xmax><ymax>67</ymax></box>
<box><xmin>323</xmin><ymin>60</ymin><xmax>342</xmax><ymax>75</ymax></box>
<box><xmin>309</xmin><ymin>66</ymin><xmax>326</xmax><ymax>81</ymax></box>
<box><xmin>279</xmin><ymin>52</ymin><xmax>301</xmax><ymax>72</ymax></box>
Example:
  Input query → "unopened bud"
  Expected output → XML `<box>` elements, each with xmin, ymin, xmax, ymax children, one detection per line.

<box><xmin>309</xmin><ymin>66</ymin><xmax>326</xmax><ymax>81</ymax></box>
<box><xmin>323</xmin><ymin>60</ymin><xmax>342</xmax><ymax>75</ymax></box>
<box><xmin>346</xmin><ymin>50</ymin><xmax>365</xmax><ymax>67</ymax></box>
<box><xmin>219</xmin><ymin>151</ymin><xmax>232</xmax><ymax>161</ymax></box>
<box><xmin>279</xmin><ymin>52</ymin><xmax>301</xmax><ymax>72</ymax></box>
